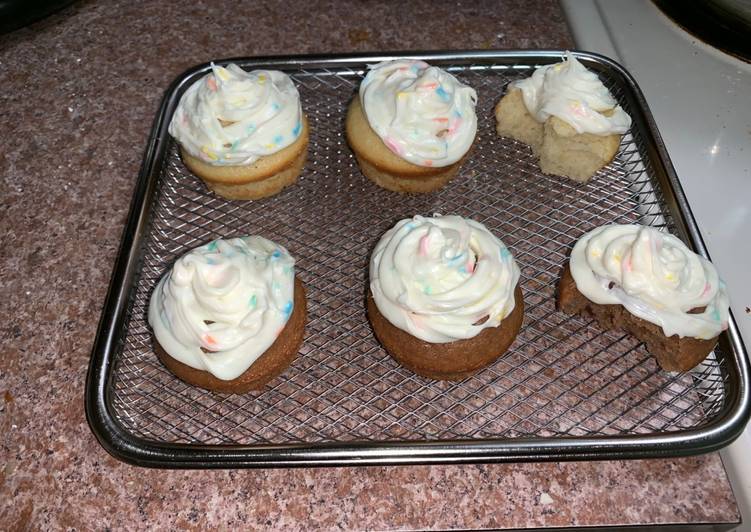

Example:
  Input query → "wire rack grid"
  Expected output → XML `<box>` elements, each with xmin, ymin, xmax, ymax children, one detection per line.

<box><xmin>106</xmin><ymin>57</ymin><xmax>730</xmax><ymax>451</ymax></box>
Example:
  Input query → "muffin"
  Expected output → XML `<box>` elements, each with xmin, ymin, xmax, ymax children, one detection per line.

<box><xmin>495</xmin><ymin>53</ymin><xmax>632</xmax><ymax>182</ymax></box>
<box><xmin>169</xmin><ymin>63</ymin><xmax>309</xmax><ymax>200</ymax></box>
<box><xmin>368</xmin><ymin>214</ymin><xmax>524</xmax><ymax>380</ymax></box>
<box><xmin>346</xmin><ymin>60</ymin><xmax>478</xmax><ymax>193</ymax></box>
<box><xmin>148</xmin><ymin>236</ymin><xmax>306</xmax><ymax>393</ymax></box>
<box><xmin>557</xmin><ymin>224</ymin><xmax>730</xmax><ymax>371</ymax></box>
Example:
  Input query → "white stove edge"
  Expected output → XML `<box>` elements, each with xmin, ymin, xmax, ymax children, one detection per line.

<box><xmin>560</xmin><ymin>0</ymin><xmax>751</xmax><ymax>529</ymax></box>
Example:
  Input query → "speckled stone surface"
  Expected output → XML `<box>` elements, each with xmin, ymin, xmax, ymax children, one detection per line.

<box><xmin>0</xmin><ymin>0</ymin><xmax>740</xmax><ymax>529</ymax></box>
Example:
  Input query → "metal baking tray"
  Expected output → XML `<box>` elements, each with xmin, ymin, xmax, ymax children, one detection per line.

<box><xmin>85</xmin><ymin>50</ymin><xmax>751</xmax><ymax>468</ymax></box>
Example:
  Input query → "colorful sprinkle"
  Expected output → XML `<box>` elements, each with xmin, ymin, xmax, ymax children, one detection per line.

<box><xmin>292</xmin><ymin>121</ymin><xmax>302</xmax><ymax>137</ymax></box>
<box><xmin>249</xmin><ymin>294</ymin><xmax>257</xmax><ymax>309</ymax></box>
<box><xmin>702</xmin><ymin>282</ymin><xmax>712</xmax><ymax>296</ymax></box>
<box><xmin>448</xmin><ymin>117</ymin><xmax>462</xmax><ymax>135</ymax></box>
<box><xmin>264</xmin><ymin>143</ymin><xmax>275</xmax><ymax>150</ymax></box>
<box><xmin>206</xmin><ymin>76</ymin><xmax>218</xmax><ymax>91</ymax></box>
<box><xmin>258</xmin><ymin>73</ymin><xmax>267</xmax><ymax>84</ymax></box>
<box><xmin>215</xmin><ymin>67</ymin><xmax>229</xmax><ymax>81</ymax></box>
<box><xmin>435</xmin><ymin>86</ymin><xmax>450</xmax><ymax>102</ymax></box>
<box><xmin>448</xmin><ymin>253</ymin><xmax>464</xmax><ymax>265</ymax></box>
<box><xmin>247</xmin><ymin>123</ymin><xmax>256</xmax><ymax>134</ymax></box>
<box><xmin>282</xmin><ymin>300</ymin><xmax>293</xmax><ymax>316</ymax></box>
<box><xmin>202</xmin><ymin>334</ymin><xmax>216</xmax><ymax>346</ymax></box>
<box><xmin>201</xmin><ymin>146</ymin><xmax>218</xmax><ymax>161</ymax></box>
<box><xmin>383</xmin><ymin>137</ymin><xmax>402</xmax><ymax>156</ymax></box>
<box><xmin>711</xmin><ymin>308</ymin><xmax>721</xmax><ymax>322</ymax></box>
<box><xmin>423</xmin><ymin>159</ymin><xmax>433</xmax><ymax>167</ymax></box>
<box><xmin>271</xmin><ymin>102</ymin><xmax>280</xmax><ymax>112</ymax></box>
<box><xmin>418</xmin><ymin>234</ymin><xmax>430</xmax><ymax>256</ymax></box>
<box><xmin>273</xmin><ymin>134</ymin><xmax>284</xmax><ymax>145</ymax></box>
<box><xmin>423</xmin><ymin>285</ymin><xmax>433</xmax><ymax>295</ymax></box>
<box><xmin>271</xmin><ymin>249</ymin><xmax>282</xmax><ymax>259</ymax></box>
<box><xmin>206</xmin><ymin>241</ymin><xmax>218</xmax><ymax>252</ymax></box>
<box><xmin>499</xmin><ymin>247</ymin><xmax>511</xmax><ymax>260</ymax></box>
<box><xmin>420</xmin><ymin>82</ymin><xmax>439</xmax><ymax>90</ymax></box>
<box><xmin>397</xmin><ymin>91</ymin><xmax>408</xmax><ymax>100</ymax></box>
<box><xmin>465</xmin><ymin>260</ymin><xmax>475</xmax><ymax>274</ymax></box>
<box><xmin>570</xmin><ymin>101</ymin><xmax>586</xmax><ymax>117</ymax></box>
<box><xmin>433</xmin><ymin>117</ymin><xmax>449</xmax><ymax>123</ymax></box>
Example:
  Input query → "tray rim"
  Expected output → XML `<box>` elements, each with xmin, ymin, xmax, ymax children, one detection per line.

<box><xmin>84</xmin><ymin>49</ymin><xmax>751</xmax><ymax>468</ymax></box>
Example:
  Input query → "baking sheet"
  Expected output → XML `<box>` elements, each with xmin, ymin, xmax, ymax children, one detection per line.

<box><xmin>85</xmin><ymin>51</ymin><xmax>750</xmax><ymax>467</ymax></box>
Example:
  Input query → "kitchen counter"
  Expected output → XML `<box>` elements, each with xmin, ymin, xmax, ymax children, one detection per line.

<box><xmin>0</xmin><ymin>0</ymin><xmax>741</xmax><ymax>529</ymax></box>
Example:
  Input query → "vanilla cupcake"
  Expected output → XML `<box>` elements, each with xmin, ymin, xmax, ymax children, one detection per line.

<box><xmin>368</xmin><ymin>214</ymin><xmax>524</xmax><ymax>380</ymax></box>
<box><xmin>346</xmin><ymin>60</ymin><xmax>478</xmax><ymax>193</ymax></box>
<box><xmin>558</xmin><ymin>224</ymin><xmax>730</xmax><ymax>371</ymax></box>
<box><xmin>148</xmin><ymin>236</ymin><xmax>306</xmax><ymax>393</ymax></box>
<box><xmin>495</xmin><ymin>53</ymin><xmax>632</xmax><ymax>182</ymax></box>
<box><xmin>169</xmin><ymin>63</ymin><xmax>309</xmax><ymax>200</ymax></box>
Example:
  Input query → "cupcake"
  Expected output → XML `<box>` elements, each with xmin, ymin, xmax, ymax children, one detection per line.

<box><xmin>346</xmin><ymin>60</ymin><xmax>478</xmax><ymax>193</ymax></box>
<box><xmin>558</xmin><ymin>224</ymin><xmax>730</xmax><ymax>371</ymax></box>
<box><xmin>495</xmin><ymin>53</ymin><xmax>632</xmax><ymax>182</ymax></box>
<box><xmin>169</xmin><ymin>63</ymin><xmax>309</xmax><ymax>200</ymax></box>
<box><xmin>148</xmin><ymin>236</ymin><xmax>306</xmax><ymax>393</ymax></box>
<box><xmin>368</xmin><ymin>214</ymin><xmax>524</xmax><ymax>380</ymax></box>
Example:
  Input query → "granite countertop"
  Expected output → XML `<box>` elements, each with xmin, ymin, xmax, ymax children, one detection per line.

<box><xmin>0</xmin><ymin>0</ymin><xmax>741</xmax><ymax>529</ymax></box>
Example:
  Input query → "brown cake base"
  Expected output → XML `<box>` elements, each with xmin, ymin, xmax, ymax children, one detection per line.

<box><xmin>557</xmin><ymin>263</ymin><xmax>717</xmax><ymax>372</ymax></box>
<box><xmin>367</xmin><ymin>285</ymin><xmax>524</xmax><ymax>380</ymax></box>
<box><xmin>155</xmin><ymin>277</ymin><xmax>307</xmax><ymax>393</ymax></box>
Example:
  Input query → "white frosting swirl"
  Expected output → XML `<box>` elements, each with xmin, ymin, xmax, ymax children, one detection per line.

<box><xmin>148</xmin><ymin>236</ymin><xmax>296</xmax><ymax>381</ymax></box>
<box><xmin>370</xmin><ymin>214</ymin><xmax>521</xmax><ymax>343</ymax></box>
<box><xmin>510</xmin><ymin>53</ymin><xmax>632</xmax><ymax>135</ymax></box>
<box><xmin>168</xmin><ymin>63</ymin><xmax>303</xmax><ymax>166</ymax></box>
<box><xmin>570</xmin><ymin>224</ymin><xmax>729</xmax><ymax>339</ymax></box>
<box><xmin>359</xmin><ymin>60</ymin><xmax>477</xmax><ymax>167</ymax></box>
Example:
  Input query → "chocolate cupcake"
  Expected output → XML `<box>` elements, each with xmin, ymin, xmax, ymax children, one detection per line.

<box><xmin>368</xmin><ymin>214</ymin><xmax>524</xmax><ymax>380</ymax></box>
<box><xmin>557</xmin><ymin>224</ymin><xmax>730</xmax><ymax>371</ymax></box>
<box><xmin>148</xmin><ymin>236</ymin><xmax>306</xmax><ymax>393</ymax></box>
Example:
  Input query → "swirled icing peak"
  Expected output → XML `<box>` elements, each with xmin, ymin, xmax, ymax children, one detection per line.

<box><xmin>510</xmin><ymin>53</ymin><xmax>632</xmax><ymax>135</ymax></box>
<box><xmin>370</xmin><ymin>214</ymin><xmax>521</xmax><ymax>343</ymax></box>
<box><xmin>169</xmin><ymin>63</ymin><xmax>303</xmax><ymax>166</ymax></box>
<box><xmin>359</xmin><ymin>60</ymin><xmax>478</xmax><ymax>167</ymax></box>
<box><xmin>570</xmin><ymin>224</ymin><xmax>729</xmax><ymax>339</ymax></box>
<box><xmin>148</xmin><ymin>236</ymin><xmax>296</xmax><ymax>381</ymax></box>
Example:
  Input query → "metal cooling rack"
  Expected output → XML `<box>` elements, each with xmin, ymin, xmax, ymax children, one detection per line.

<box><xmin>85</xmin><ymin>51</ymin><xmax>750</xmax><ymax>467</ymax></box>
